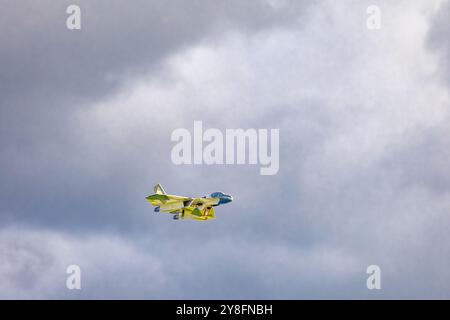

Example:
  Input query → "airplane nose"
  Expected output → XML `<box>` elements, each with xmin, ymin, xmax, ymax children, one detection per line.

<box><xmin>219</xmin><ymin>195</ymin><xmax>233</xmax><ymax>204</ymax></box>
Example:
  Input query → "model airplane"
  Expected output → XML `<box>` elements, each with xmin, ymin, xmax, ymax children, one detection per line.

<box><xmin>146</xmin><ymin>184</ymin><xmax>233</xmax><ymax>220</ymax></box>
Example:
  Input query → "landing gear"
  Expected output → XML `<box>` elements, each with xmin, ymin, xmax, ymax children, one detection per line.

<box><xmin>154</xmin><ymin>206</ymin><xmax>160</xmax><ymax>213</ymax></box>
<box><xmin>173</xmin><ymin>214</ymin><xmax>180</xmax><ymax>220</ymax></box>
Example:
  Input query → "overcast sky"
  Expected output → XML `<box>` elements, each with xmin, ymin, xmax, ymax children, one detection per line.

<box><xmin>1</xmin><ymin>0</ymin><xmax>450</xmax><ymax>299</ymax></box>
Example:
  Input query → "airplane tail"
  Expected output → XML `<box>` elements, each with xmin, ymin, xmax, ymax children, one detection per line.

<box><xmin>154</xmin><ymin>184</ymin><xmax>166</xmax><ymax>195</ymax></box>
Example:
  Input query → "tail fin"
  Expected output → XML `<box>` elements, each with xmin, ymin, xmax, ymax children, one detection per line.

<box><xmin>154</xmin><ymin>184</ymin><xmax>166</xmax><ymax>195</ymax></box>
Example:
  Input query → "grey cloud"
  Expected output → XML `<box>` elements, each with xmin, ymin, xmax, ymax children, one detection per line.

<box><xmin>0</xmin><ymin>0</ymin><xmax>312</xmax><ymax>230</ymax></box>
<box><xmin>0</xmin><ymin>227</ymin><xmax>168</xmax><ymax>299</ymax></box>
<box><xmin>0</xmin><ymin>0</ymin><xmax>321</xmax><ymax>298</ymax></box>
<box><xmin>0</xmin><ymin>0</ymin><xmax>310</xmax><ymax>102</ymax></box>
<box><xmin>428</xmin><ymin>0</ymin><xmax>450</xmax><ymax>85</ymax></box>
<box><xmin>0</xmin><ymin>226</ymin><xmax>363</xmax><ymax>299</ymax></box>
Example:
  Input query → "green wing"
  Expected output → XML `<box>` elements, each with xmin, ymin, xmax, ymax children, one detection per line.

<box><xmin>183</xmin><ymin>206</ymin><xmax>216</xmax><ymax>220</ymax></box>
<box><xmin>146</xmin><ymin>194</ymin><xmax>191</xmax><ymax>206</ymax></box>
<box><xmin>183</xmin><ymin>199</ymin><xmax>218</xmax><ymax>220</ymax></box>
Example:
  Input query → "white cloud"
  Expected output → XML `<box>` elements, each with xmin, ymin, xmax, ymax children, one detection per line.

<box><xmin>0</xmin><ymin>227</ymin><xmax>166</xmax><ymax>299</ymax></box>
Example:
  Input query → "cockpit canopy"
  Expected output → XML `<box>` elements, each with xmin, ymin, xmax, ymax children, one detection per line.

<box><xmin>210</xmin><ymin>192</ymin><xmax>225</xmax><ymax>198</ymax></box>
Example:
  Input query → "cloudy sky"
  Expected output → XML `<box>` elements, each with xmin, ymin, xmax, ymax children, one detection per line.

<box><xmin>1</xmin><ymin>0</ymin><xmax>450</xmax><ymax>299</ymax></box>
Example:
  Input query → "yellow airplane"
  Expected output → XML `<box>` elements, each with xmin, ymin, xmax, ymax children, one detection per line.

<box><xmin>146</xmin><ymin>184</ymin><xmax>233</xmax><ymax>220</ymax></box>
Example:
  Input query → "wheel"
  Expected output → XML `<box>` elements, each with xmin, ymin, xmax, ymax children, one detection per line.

<box><xmin>154</xmin><ymin>206</ymin><xmax>160</xmax><ymax>213</ymax></box>
<box><xmin>173</xmin><ymin>214</ymin><xmax>179</xmax><ymax>220</ymax></box>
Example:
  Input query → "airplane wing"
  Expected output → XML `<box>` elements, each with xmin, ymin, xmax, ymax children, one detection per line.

<box><xmin>184</xmin><ymin>206</ymin><xmax>215</xmax><ymax>220</ymax></box>
<box><xmin>146</xmin><ymin>193</ymin><xmax>191</xmax><ymax>206</ymax></box>
<box><xmin>190</xmin><ymin>197</ymin><xmax>220</xmax><ymax>208</ymax></box>
<box><xmin>146</xmin><ymin>183</ymin><xmax>192</xmax><ymax>207</ymax></box>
